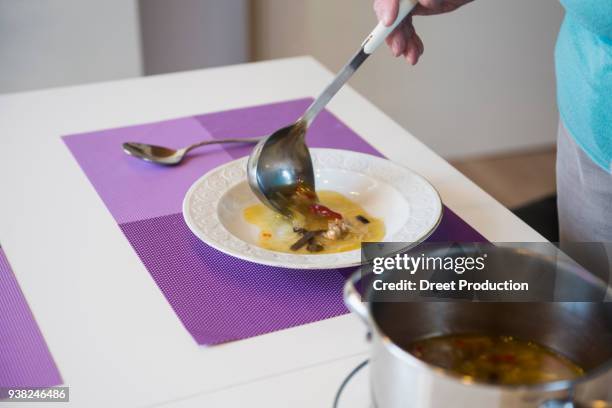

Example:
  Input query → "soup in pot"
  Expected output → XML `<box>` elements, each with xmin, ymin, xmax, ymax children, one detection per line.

<box><xmin>406</xmin><ymin>334</ymin><xmax>584</xmax><ymax>385</ymax></box>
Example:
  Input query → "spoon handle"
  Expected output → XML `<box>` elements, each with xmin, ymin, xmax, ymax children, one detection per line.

<box><xmin>184</xmin><ymin>137</ymin><xmax>263</xmax><ymax>154</ymax></box>
<box><xmin>301</xmin><ymin>0</ymin><xmax>417</xmax><ymax>127</ymax></box>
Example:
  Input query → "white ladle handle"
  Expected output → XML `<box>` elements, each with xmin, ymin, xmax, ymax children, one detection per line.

<box><xmin>362</xmin><ymin>0</ymin><xmax>418</xmax><ymax>54</ymax></box>
<box><xmin>301</xmin><ymin>0</ymin><xmax>417</xmax><ymax>126</ymax></box>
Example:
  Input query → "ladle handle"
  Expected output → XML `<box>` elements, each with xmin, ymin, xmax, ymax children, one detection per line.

<box><xmin>362</xmin><ymin>0</ymin><xmax>418</xmax><ymax>55</ymax></box>
<box><xmin>301</xmin><ymin>0</ymin><xmax>417</xmax><ymax>127</ymax></box>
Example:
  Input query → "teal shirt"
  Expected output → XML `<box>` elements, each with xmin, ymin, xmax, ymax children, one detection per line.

<box><xmin>556</xmin><ymin>0</ymin><xmax>612</xmax><ymax>172</ymax></box>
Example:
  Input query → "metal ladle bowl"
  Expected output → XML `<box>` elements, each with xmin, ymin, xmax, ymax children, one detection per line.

<box><xmin>246</xmin><ymin>0</ymin><xmax>418</xmax><ymax>216</ymax></box>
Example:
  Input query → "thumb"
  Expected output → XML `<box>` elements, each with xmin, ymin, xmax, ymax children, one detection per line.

<box><xmin>373</xmin><ymin>0</ymin><xmax>400</xmax><ymax>26</ymax></box>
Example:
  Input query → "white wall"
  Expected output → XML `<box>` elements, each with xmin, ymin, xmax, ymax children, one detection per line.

<box><xmin>139</xmin><ymin>0</ymin><xmax>249</xmax><ymax>75</ymax></box>
<box><xmin>1</xmin><ymin>0</ymin><xmax>565</xmax><ymax>158</ymax></box>
<box><xmin>0</xmin><ymin>0</ymin><xmax>142</xmax><ymax>94</ymax></box>
<box><xmin>253</xmin><ymin>0</ymin><xmax>565</xmax><ymax>158</ymax></box>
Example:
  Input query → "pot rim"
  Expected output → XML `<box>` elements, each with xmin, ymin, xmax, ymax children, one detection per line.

<box><xmin>373</xmin><ymin>326</ymin><xmax>612</xmax><ymax>392</ymax></box>
<box><xmin>364</xmin><ymin>247</ymin><xmax>612</xmax><ymax>392</ymax></box>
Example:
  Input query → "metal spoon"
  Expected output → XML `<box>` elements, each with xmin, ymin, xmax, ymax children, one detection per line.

<box><xmin>123</xmin><ymin>137</ymin><xmax>262</xmax><ymax>165</ymax></box>
<box><xmin>247</xmin><ymin>0</ymin><xmax>417</xmax><ymax>216</ymax></box>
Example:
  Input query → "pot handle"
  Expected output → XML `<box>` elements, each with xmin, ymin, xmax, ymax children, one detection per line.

<box><xmin>343</xmin><ymin>268</ymin><xmax>373</xmax><ymax>328</ymax></box>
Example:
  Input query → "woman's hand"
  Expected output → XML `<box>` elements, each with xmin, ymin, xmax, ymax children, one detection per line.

<box><xmin>373</xmin><ymin>0</ymin><xmax>473</xmax><ymax>64</ymax></box>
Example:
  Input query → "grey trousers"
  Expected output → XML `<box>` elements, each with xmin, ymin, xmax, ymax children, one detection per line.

<box><xmin>557</xmin><ymin>122</ymin><xmax>612</xmax><ymax>243</ymax></box>
<box><xmin>557</xmin><ymin>121</ymin><xmax>612</xmax><ymax>283</ymax></box>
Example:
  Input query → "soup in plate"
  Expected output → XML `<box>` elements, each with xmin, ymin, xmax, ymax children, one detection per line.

<box><xmin>243</xmin><ymin>190</ymin><xmax>385</xmax><ymax>254</ymax></box>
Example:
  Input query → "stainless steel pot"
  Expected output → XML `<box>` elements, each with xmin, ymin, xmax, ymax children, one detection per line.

<box><xmin>344</xmin><ymin>246</ymin><xmax>612</xmax><ymax>408</ymax></box>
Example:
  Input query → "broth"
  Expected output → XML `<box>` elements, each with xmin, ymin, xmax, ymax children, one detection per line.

<box><xmin>406</xmin><ymin>334</ymin><xmax>584</xmax><ymax>385</ymax></box>
<box><xmin>243</xmin><ymin>190</ymin><xmax>385</xmax><ymax>254</ymax></box>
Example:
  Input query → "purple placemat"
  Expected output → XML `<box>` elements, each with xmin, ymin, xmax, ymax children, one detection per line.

<box><xmin>0</xmin><ymin>247</ymin><xmax>62</xmax><ymax>392</ymax></box>
<box><xmin>63</xmin><ymin>98</ymin><xmax>485</xmax><ymax>345</ymax></box>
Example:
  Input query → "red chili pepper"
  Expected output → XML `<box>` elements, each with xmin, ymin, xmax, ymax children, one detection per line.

<box><xmin>309</xmin><ymin>204</ymin><xmax>343</xmax><ymax>220</ymax></box>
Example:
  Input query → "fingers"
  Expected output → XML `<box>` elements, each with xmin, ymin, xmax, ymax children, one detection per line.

<box><xmin>385</xmin><ymin>16</ymin><xmax>412</xmax><ymax>57</ymax></box>
<box><xmin>385</xmin><ymin>18</ymin><xmax>424</xmax><ymax>64</ymax></box>
<box><xmin>376</xmin><ymin>1</ymin><xmax>425</xmax><ymax>64</ymax></box>
<box><xmin>399</xmin><ymin>19</ymin><xmax>421</xmax><ymax>65</ymax></box>
<box><xmin>412</xmin><ymin>1</ymin><xmax>445</xmax><ymax>16</ymax></box>
<box><xmin>403</xmin><ymin>30</ymin><xmax>424</xmax><ymax>65</ymax></box>
<box><xmin>379</xmin><ymin>0</ymin><xmax>469</xmax><ymax>63</ymax></box>
<box><xmin>373</xmin><ymin>0</ymin><xmax>399</xmax><ymax>26</ymax></box>
<box><xmin>385</xmin><ymin>27</ymin><xmax>406</xmax><ymax>57</ymax></box>
<box><xmin>413</xmin><ymin>0</ymin><xmax>472</xmax><ymax>16</ymax></box>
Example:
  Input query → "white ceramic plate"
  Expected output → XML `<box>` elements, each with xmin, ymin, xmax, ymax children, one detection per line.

<box><xmin>183</xmin><ymin>148</ymin><xmax>442</xmax><ymax>270</ymax></box>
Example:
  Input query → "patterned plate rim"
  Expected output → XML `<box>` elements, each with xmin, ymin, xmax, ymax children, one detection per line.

<box><xmin>182</xmin><ymin>148</ymin><xmax>443</xmax><ymax>270</ymax></box>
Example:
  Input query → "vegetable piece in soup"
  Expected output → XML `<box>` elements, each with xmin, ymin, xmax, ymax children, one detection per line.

<box><xmin>407</xmin><ymin>334</ymin><xmax>584</xmax><ymax>385</ymax></box>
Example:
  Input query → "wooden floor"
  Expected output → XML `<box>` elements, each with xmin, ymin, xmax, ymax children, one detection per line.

<box><xmin>451</xmin><ymin>147</ymin><xmax>557</xmax><ymax>209</ymax></box>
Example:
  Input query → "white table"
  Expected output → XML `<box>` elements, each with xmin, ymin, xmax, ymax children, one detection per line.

<box><xmin>0</xmin><ymin>57</ymin><xmax>546</xmax><ymax>407</ymax></box>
